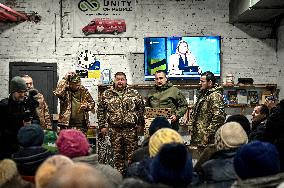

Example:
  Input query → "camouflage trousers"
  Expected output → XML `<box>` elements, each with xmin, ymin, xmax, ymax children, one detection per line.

<box><xmin>110</xmin><ymin>126</ymin><xmax>138</xmax><ymax>175</ymax></box>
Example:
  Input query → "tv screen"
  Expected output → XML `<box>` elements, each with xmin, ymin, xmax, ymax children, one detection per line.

<box><xmin>144</xmin><ymin>36</ymin><xmax>221</xmax><ymax>81</ymax></box>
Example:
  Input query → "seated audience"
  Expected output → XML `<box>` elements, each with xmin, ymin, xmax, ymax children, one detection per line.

<box><xmin>199</xmin><ymin>122</ymin><xmax>248</xmax><ymax>188</ymax></box>
<box><xmin>0</xmin><ymin>159</ymin><xmax>34</xmax><ymax>188</ymax></box>
<box><xmin>12</xmin><ymin>124</ymin><xmax>54</xmax><ymax>176</ymax></box>
<box><xmin>126</xmin><ymin>128</ymin><xmax>184</xmax><ymax>182</ymax></box>
<box><xmin>56</xmin><ymin>129</ymin><xmax>123</xmax><ymax>187</ymax></box>
<box><xmin>35</xmin><ymin>155</ymin><xmax>74</xmax><ymax>188</ymax></box>
<box><xmin>249</xmin><ymin>104</ymin><xmax>269</xmax><ymax>141</ymax></box>
<box><xmin>131</xmin><ymin>116</ymin><xmax>172</xmax><ymax>163</ymax></box>
<box><xmin>194</xmin><ymin>114</ymin><xmax>251</xmax><ymax>174</ymax></box>
<box><xmin>232</xmin><ymin>141</ymin><xmax>283</xmax><ymax>187</ymax></box>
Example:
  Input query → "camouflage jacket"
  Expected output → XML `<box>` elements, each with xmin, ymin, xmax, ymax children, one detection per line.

<box><xmin>97</xmin><ymin>87</ymin><xmax>145</xmax><ymax>129</ymax></box>
<box><xmin>35</xmin><ymin>92</ymin><xmax>52</xmax><ymax>130</ymax></box>
<box><xmin>53</xmin><ymin>78</ymin><xmax>95</xmax><ymax>127</ymax></box>
<box><xmin>188</xmin><ymin>85</ymin><xmax>226</xmax><ymax>146</ymax></box>
<box><xmin>147</xmin><ymin>82</ymin><xmax>188</xmax><ymax>120</ymax></box>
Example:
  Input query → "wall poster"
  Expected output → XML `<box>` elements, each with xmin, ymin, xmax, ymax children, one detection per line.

<box><xmin>73</xmin><ymin>0</ymin><xmax>136</xmax><ymax>37</ymax></box>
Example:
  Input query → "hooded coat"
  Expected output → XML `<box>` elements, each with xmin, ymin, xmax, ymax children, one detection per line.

<box><xmin>188</xmin><ymin>85</ymin><xmax>226</xmax><ymax>146</ymax></box>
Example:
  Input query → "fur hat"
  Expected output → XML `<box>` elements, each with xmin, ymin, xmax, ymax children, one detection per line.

<box><xmin>56</xmin><ymin>129</ymin><xmax>90</xmax><ymax>158</ymax></box>
<box><xmin>149</xmin><ymin>128</ymin><xmax>183</xmax><ymax>157</ymax></box>
<box><xmin>44</xmin><ymin>162</ymin><xmax>112</xmax><ymax>188</ymax></box>
<box><xmin>17</xmin><ymin>124</ymin><xmax>44</xmax><ymax>147</ymax></box>
<box><xmin>10</xmin><ymin>76</ymin><xmax>27</xmax><ymax>93</ymax></box>
<box><xmin>35</xmin><ymin>155</ymin><xmax>74</xmax><ymax>188</ymax></box>
<box><xmin>150</xmin><ymin>143</ymin><xmax>193</xmax><ymax>187</ymax></box>
<box><xmin>0</xmin><ymin>159</ymin><xmax>18</xmax><ymax>186</ymax></box>
<box><xmin>215</xmin><ymin>122</ymin><xmax>248</xmax><ymax>151</ymax></box>
<box><xmin>234</xmin><ymin>141</ymin><xmax>280</xmax><ymax>180</ymax></box>
<box><xmin>148</xmin><ymin>116</ymin><xmax>172</xmax><ymax>136</ymax></box>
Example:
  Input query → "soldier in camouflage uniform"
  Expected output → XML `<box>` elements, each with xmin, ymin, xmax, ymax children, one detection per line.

<box><xmin>21</xmin><ymin>75</ymin><xmax>53</xmax><ymax>130</ymax></box>
<box><xmin>147</xmin><ymin>70</ymin><xmax>188</xmax><ymax>131</ymax></box>
<box><xmin>54</xmin><ymin>72</ymin><xmax>95</xmax><ymax>134</ymax></box>
<box><xmin>97</xmin><ymin>72</ymin><xmax>145</xmax><ymax>174</ymax></box>
<box><xmin>188</xmin><ymin>71</ymin><xmax>226</xmax><ymax>148</ymax></box>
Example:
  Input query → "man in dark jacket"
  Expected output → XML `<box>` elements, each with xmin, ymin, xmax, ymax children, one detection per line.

<box><xmin>147</xmin><ymin>70</ymin><xmax>188</xmax><ymax>131</ymax></box>
<box><xmin>249</xmin><ymin>104</ymin><xmax>269</xmax><ymax>141</ymax></box>
<box><xmin>0</xmin><ymin>76</ymin><xmax>39</xmax><ymax>159</ymax></box>
<box><xmin>263</xmin><ymin>99</ymin><xmax>284</xmax><ymax>171</ymax></box>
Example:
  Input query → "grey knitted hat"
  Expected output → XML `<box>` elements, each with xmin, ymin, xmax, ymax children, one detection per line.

<box><xmin>10</xmin><ymin>76</ymin><xmax>27</xmax><ymax>93</ymax></box>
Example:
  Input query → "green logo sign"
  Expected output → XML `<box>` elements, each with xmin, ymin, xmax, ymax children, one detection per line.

<box><xmin>78</xmin><ymin>0</ymin><xmax>100</xmax><ymax>12</ymax></box>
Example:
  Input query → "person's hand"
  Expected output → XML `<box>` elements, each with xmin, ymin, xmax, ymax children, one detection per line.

<box><xmin>265</xmin><ymin>98</ymin><xmax>278</xmax><ymax>111</ymax></box>
<box><xmin>64</xmin><ymin>71</ymin><xmax>76</xmax><ymax>80</ymax></box>
<box><xmin>170</xmin><ymin>114</ymin><xmax>177</xmax><ymax>122</ymax></box>
<box><xmin>80</xmin><ymin>103</ymin><xmax>88</xmax><ymax>111</ymax></box>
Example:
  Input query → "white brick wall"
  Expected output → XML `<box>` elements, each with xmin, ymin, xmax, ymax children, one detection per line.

<box><xmin>0</xmin><ymin>0</ymin><xmax>283</xmax><ymax>107</ymax></box>
<box><xmin>276</xmin><ymin>18</ymin><xmax>284</xmax><ymax>100</ymax></box>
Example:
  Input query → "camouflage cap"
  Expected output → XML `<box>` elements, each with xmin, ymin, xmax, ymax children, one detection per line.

<box><xmin>69</xmin><ymin>74</ymin><xmax>81</xmax><ymax>83</ymax></box>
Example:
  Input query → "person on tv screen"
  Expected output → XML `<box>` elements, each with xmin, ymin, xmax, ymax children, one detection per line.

<box><xmin>168</xmin><ymin>40</ymin><xmax>199</xmax><ymax>75</ymax></box>
<box><xmin>146</xmin><ymin>70</ymin><xmax>188</xmax><ymax>131</ymax></box>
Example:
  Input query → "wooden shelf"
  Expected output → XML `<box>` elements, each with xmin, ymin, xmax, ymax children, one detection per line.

<box><xmin>98</xmin><ymin>83</ymin><xmax>201</xmax><ymax>90</ymax></box>
<box><xmin>226</xmin><ymin>104</ymin><xmax>258</xmax><ymax>108</ymax></box>
<box><xmin>222</xmin><ymin>84</ymin><xmax>277</xmax><ymax>90</ymax></box>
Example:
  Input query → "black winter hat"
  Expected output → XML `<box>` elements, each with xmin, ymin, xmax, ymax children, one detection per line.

<box><xmin>150</xmin><ymin>143</ymin><xmax>193</xmax><ymax>187</ymax></box>
<box><xmin>10</xmin><ymin>76</ymin><xmax>27</xmax><ymax>93</ymax></box>
<box><xmin>234</xmin><ymin>141</ymin><xmax>280</xmax><ymax>180</ymax></box>
<box><xmin>148</xmin><ymin>116</ymin><xmax>172</xmax><ymax>136</ymax></box>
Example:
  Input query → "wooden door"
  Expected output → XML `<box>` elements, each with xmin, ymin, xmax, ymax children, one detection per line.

<box><xmin>9</xmin><ymin>62</ymin><xmax>58</xmax><ymax>114</ymax></box>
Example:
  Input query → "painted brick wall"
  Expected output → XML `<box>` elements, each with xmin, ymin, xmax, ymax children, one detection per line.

<box><xmin>276</xmin><ymin>18</ymin><xmax>284</xmax><ymax>100</ymax></box>
<box><xmin>0</xmin><ymin>0</ymin><xmax>282</xmax><ymax>119</ymax></box>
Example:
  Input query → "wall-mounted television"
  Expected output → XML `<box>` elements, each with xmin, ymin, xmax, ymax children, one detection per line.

<box><xmin>144</xmin><ymin>36</ymin><xmax>221</xmax><ymax>81</ymax></box>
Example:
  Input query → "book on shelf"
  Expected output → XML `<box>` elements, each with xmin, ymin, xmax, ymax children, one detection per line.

<box><xmin>237</xmin><ymin>89</ymin><xmax>248</xmax><ymax>104</ymax></box>
<box><xmin>227</xmin><ymin>90</ymin><xmax>238</xmax><ymax>104</ymax></box>
<box><xmin>248</xmin><ymin>91</ymin><xmax>259</xmax><ymax>105</ymax></box>
<box><xmin>261</xmin><ymin>90</ymin><xmax>272</xmax><ymax>104</ymax></box>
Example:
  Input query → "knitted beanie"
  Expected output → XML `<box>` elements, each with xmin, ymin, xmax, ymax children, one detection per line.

<box><xmin>17</xmin><ymin>124</ymin><xmax>44</xmax><ymax>147</ymax></box>
<box><xmin>234</xmin><ymin>141</ymin><xmax>280</xmax><ymax>180</ymax></box>
<box><xmin>56</xmin><ymin>129</ymin><xmax>90</xmax><ymax>158</ymax></box>
<box><xmin>10</xmin><ymin>76</ymin><xmax>27</xmax><ymax>93</ymax></box>
<box><xmin>215</xmin><ymin>122</ymin><xmax>248</xmax><ymax>151</ymax></box>
<box><xmin>149</xmin><ymin>128</ymin><xmax>183</xmax><ymax>157</ymax></box>
<box><xmin>148</xmin><ymin>116</ymin><xmax>172</xmax><ymax>136</ymax></box>
<box><xmin>150</xmin><ymin>143</ymin><xmax>193</xmax><ymax>187</ymax></box>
